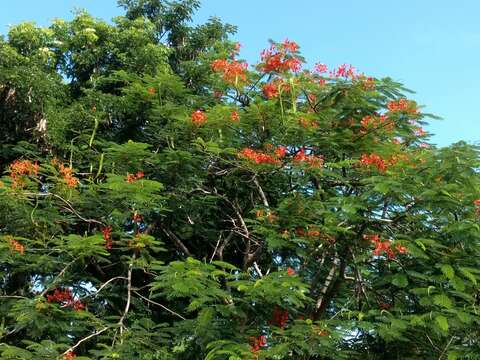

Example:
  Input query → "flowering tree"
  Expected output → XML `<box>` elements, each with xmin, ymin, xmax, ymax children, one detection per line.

<box><xmin>1</xmin><ymin>1</ymin><xmax>480</xmax><ymax>359</ymax></box>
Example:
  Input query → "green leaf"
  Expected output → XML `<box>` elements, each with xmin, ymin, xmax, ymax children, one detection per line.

<box><xmin>392</xmin><ymin>274</ymin><xmax>408</xmax><ymax>288</ymax></box>
<box><xmin>433</xmin><ymin>294</ymin><xmax>453</xmax><ymax>309</ymax></box>
<box><xmin>440</xmin><ymin>264</ymin><xmax>455</xmax><ymax>280</ymax></box>
<box><xmin>435</xmin><ymin>315</ymin><xmax>449</xmax><ymax>332</ymax></box>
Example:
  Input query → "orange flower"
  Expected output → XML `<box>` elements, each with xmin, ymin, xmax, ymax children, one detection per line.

<box><xmin>191</xmin><ymin>110</ymin><xmax>207</xmax><ymax>125</ymax></box>
<box><xmin>287</xmin><ymin>267</ymin><xmax>295</xmax><ymax>276</ymax></box>
<box><xmin>238</xmin><ymin>148</ymin><xmax>280</xmax><ymax>165</ymax></box>
<box><xmin>64</xmin><ymin>351</ymin><xmax>76</xmax><ymax>360</ymax></box>
<box><xmin>211</xmin><ymin>59</ymin><xmax>247</xmax><ymax>83</ymax></box>
<box><xmin>230</xmin><ymin>110</ymin><xmax>240</xmax><ymax>122</ymax></box>
<box><xmin>262</xmin><ymin>82</ymin><xmax>279</xmax><ymax>98</ymax></box>
<box><xmin>359</xmin><ymin>153</ymin><xmax>387</xmax><ymax>172</ymax></box>
<box><xmin>59</xmin><ymin>164</ymin><xmax>79</xmax><ymax>188</ymax></box>
<box><xmin>147</xmin><ymin>87</ymin><xmax>156</xmax><ymax>94</ymax></box>
<box><xmin>8</xmin><ymin>237</ymin><xmax>24</xmax><ymax>255</ymax></box>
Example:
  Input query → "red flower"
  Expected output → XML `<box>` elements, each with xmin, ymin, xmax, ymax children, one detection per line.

<box><xmin>359</xmin><ymin>153</ymin><xmax>388</xmax><ymax>172</ymax></box>
<box><xmin>126</xmin><ymin>171</ymin><xmax>144</xmax><ymax>183</ymax></box>
<box><xmin>395</xmin><ymin>244</ymin><xmax>408</xmax><ymax>254</ymax></box>
<box><xmin>262</xmin><ymin>82</ymin><xmax>279</xmax><ymax>98</ymax></box>
<box><xmin>387</xmin><ymin>98</ymin><xmax>417</xmax><ymax>113</ymax></box>
<box><xmin>191</xmin><ymin>110</ymin><xmax>207</xmax><ymax>125</ymax></box>
<box><xmin>294</xmin><ymin>148</ymin><xmax>324</xmax><ymax>168</ymax></box>
<box><xmin>287</xmin><ymin>267</ymin><xmax>295</xmax><ymax>276</ymax></box>
<box><xmin>46</xmin><ymin>288</ymin><xmax>84</xmax><ymax>311</ymax></box>
<box><xmin>474</xmin><ymin>199</ymin><xmax>480</xmax><ymax>207</ymax></box>
<box><xmin>250</xmin><ymin>335</ymin><xmax>267</xmax><ymax>353</ymax></box>
<box><xmin>282</xmin><ymin>38</ymin><xmax>299</xmax><ymax>53</ymax></box>
<box><xmin>147</xmin><ymin>87</ymin><xmax>156</xmax><ymax>94</ymax></box>
<box><xmin>314</xmin><ymin>63</ymin><xmax>328</xmax><ymax>74</ymax></box>
<box><xmin>230</xmin><ymin>110</ymin><xmax>240</xmax><ymax>122</ymax></box>
<box><xmin>275</xmin><ymin>146</ymin><xmax>287</xmax><ymax>158</ymax></box>
<box><xmin>102</xmin><ymin>226</ymin><xmax>113</xmax><ymax>249</ymax></box>
<box><xmin>211</xmin><ymin>59</ymin><xmax>247</xmax><ymax>83</ymax></box>
<box><xmin>238</xmin><ymin>148</ymin><xmax>280</xmax><ymax>165</ymax></box>
<box><xmin>64</xmin><ymin>351</ymin><xmax>76</xmax><ymax>360</ymax></box>
<box><xmin>9</xmin><ymin>160</ymin><xmax>39</xmax><ymax>188</ymax></box>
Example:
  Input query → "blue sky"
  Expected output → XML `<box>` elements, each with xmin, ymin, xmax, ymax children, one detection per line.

<box><xmin>1</xmin><ymin>0</ymin><xmax>479</xmax><ymax>146</ymax></box>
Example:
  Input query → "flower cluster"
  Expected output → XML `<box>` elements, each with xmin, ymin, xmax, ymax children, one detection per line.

<box><xmin>364</xmin><ymin>234</ymin><xmax>407</xmax><ymax>259</ymax></box>
<box><xmin>271</xmin><ymin>307</ymin><xmax>289</xmax><ymax>328</ymax></box>
<box><xmin>102</xmin><ymin>226</ymin><xmax>112</xmax><ymax>249</ymax></box>
<box><xmin>359</xmin><ymin>114</ymin><xmax>391</xmax><ymax>134</ymax></box>
<box><xmin>250</xmin><ymin>335</ymin><xmax>267</xmax><ymax>353</ymax></box>
<box><xmin>211</xmin><ymin>59</ymin><xmax>248</xmax><ymax>84</ymax></box>
<box><xmin>330</xmin><ymin>63</ymin><xmax>358</xmax><ymax>79</ymax></box>
<box><xmin>287</xmin><ymin>267</ymin><xmax>296</xmax><ymax>276</ymax></box>
<box><xmin>238</xmin><ymin>148</ymin><xmax>283</xmax><ymax>165</ymax></box>
<box><xmin>387</xmin><ymin>99</ymin><xmax>417</xmax><ymax>113</ymax></box>
<box><xmin>7</xmin><ymin>236</ymin><xmax>24</xmax><ymax>255</ymax></box>
<box><xmin>294</xmin><ymin>148</ymin><xmax>324</xmax><ymax>168</ymax></box>
<box><xmin>59</xmin><ymin>164</ymin><xmax>79</xmax><ymax>188</ymax></box>
<box><xmin>9</xmin><ymin>159</ymin><xmax>38</xmax><ymax>188</ymax></box>
<box><xmin>46</xmin><ymin>288</ymin><xmax>85</xmax><ymax>311</ymax></box>
<box><xmin>191</xmin><ymin>110</ymin><xmax>207</xmax><ymax>125</ymax></box>
<box><xmin>126</xmin><ymin>171</ymin><xmax>145</xmax><ymax>183</ymax></box>
<box><xmin>260</xmin><ymin>39</ymin><xmax>302</xmax><ymax>73</ymax></box>
<box><xmin>359</xmin><ymin>153</ymin><xmax>388</xmax><ymax>172</ymax></box>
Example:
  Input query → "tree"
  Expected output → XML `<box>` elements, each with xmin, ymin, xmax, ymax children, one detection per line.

<box><xmin>1</xmin><ymin>2</ymin><xmax>480</xmax><ymax>359</ymax></box>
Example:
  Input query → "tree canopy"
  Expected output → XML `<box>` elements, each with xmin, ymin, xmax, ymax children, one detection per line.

<box><xmin>1</xmin><ymin>1</ymin><xmax>480</xmax><ymax>359</ymax></box>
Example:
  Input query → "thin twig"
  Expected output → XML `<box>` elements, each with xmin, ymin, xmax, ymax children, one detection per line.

<box><xmin>133</xmin><ymin>291</ymin><xmax>186</xmax><ymax>320</ymax></box>
<box><xmin>82</xmin><ymin>277</ymin><xmax>128</xmax><ymax>299</ymax></box>
<box><xmin>62</xmin><ymin>326</ymin><xmax>109</xmax><ymax>355</ymax></box>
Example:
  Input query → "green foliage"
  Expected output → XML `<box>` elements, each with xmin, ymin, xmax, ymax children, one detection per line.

<box><xmin>1</xmin><ymin>1</ymin><xmax>480</xmax><ymax>359</ymax></box>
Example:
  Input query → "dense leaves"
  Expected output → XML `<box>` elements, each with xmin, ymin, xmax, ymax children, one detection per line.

<box><xmin>1</xmin><ymin>1</ymin><xmax>480</xmax><ymax>359</ymax></box>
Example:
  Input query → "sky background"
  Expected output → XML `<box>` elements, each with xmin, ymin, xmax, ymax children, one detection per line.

<box><xmin>1</xmin><ymin>0</ymin><xmax>479</xmax><ymax>147</ymax></box>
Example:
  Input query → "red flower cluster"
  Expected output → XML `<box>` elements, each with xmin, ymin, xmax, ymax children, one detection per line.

<box><xmin>250</xmin><ymin>335</ymin><xmax>267</xmax><ymax>353</ymax></box>
<box><xmin>126</xmin><ymin>171</ymin><xmax>145</xmax><ymax>183</ymax></box>
<box><xmin>64</xmin><ymin>351</ymin><xmax>76</xmax><ymax>360</ymax></box>
<box><xmin>271</xmin><ymin>307</ymin><xmax>289</xmax><ymax>328</ymax></box>
<box><xmin>359</xmin><ymin>153</ymin><xmax>388</xmax><ymax>172</ymax></box>
<box><xmin>211</xmin><ymin>59</ymin><xmax>248</xmax><ymax>84</ymax></box>
<box><xmin>9</xmin><ymin>159</ymin><xmax>38</xmax><ymax>188</ymax></box>
<box><xmin>260</xmin><ymin>39</ymin><xmax>302</xmax><ymax>73</ymax></box>
<box><xmin>102</xmin><ymin>226</ymin><xmax>113</xmax><ymax>249</ymax></box>
<box><xmin>330</xmin><ymin>64</ymin><xmax>358</xmax><ymax>79</ymax></box>
<box><xmin>238</xmin><ymin>148</ymin><xmax>282</xmax><ymax>165</ymax></box>
<box><xmin>59</xmin><ymin>164</ymin><xmax>79</xmax><ymax>188</ymax></box>
<box><xmin>364</xmin><ymin>234</ymin><xmax>407</xmax><ymax>259</ymax></box>
<box><xmin>314</xmin><ymin>63</ymin><xmax>328</xmax><ymax>74</ymax></box>
<box><xmin>7</xmin><ymin>236</ymin><xmax>24</xmax><ymax>255</ymax></box>
<box><xmin>46</xmin><ymin>288</ymin><xmax>85</xmax><ymax>311</ymax></box>
<box><xmin>294</xmin><ymin>148</ymin><xmax>324</xmax><ymax>168</ymax></box>
<box><xmin>287</xmin><ymin>267</ymin><xmax>295</xmax><ymax>276</ymax></box>
<box><xmin>262</xmin><ymin>81</ymin><xmax>279</xmax><ymax>99</ymax></box>
<box><xmin>387</xmin><ymin>99</ymin><xmax>417</xmax><ymax>113</ymax></box>
<box><xmin>191</xmin><ymin>110</ymin><xmax>207</xmax><ymax>125</ymax></box>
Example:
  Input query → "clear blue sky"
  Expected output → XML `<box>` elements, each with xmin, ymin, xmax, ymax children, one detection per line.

<box><xmin>1</xmin><ymin>0</ymin><xmax>479</xmax><ymax>147</ymax></box>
